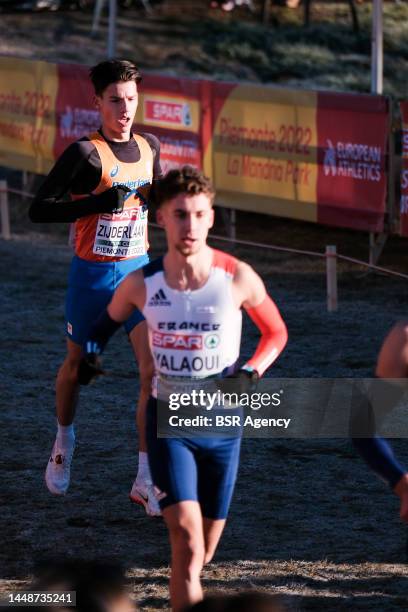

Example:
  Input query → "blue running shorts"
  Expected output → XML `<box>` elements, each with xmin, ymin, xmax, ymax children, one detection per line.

<box><xmin>146</xmin><ymin>396</ymin><xmax>241</xmax><ymax>519</ymax></box>
<box><xmin>65</xmin><ymin>254</ymin><xmax>149</xmax><ymax>345</ymax></box>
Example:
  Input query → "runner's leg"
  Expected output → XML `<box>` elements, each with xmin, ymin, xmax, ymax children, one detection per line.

<box><xmin>46</xmin><ymin>338</ymin><xmax>82</xmax><ymax>495</ymax></box>
<box><xmin>202</xmin><ymin>518</ymin><xmax>226</xmax><ymax>564</ymax></box>
<box><xmin>56</xmin><ymin>337</ymin><xmax>82</xmax><ymax>425</ymax></box>
<box><xmin>352</xmin><ymin>321</ymin><xmax>408</xmax><ymax>520</ymax></box>
<box><xmin>46</xmin><ymin>261</ymin><xmax>112</xmax><ymax>495</ymax></box>
<box><xmin>376</xmin><ymin>321</ymin><xmax>408</xmax><ymax>520</ymax></box>
<box><xmin>128</xmin><ymin>322</ymin><xmax>160</xmax><ymax>515</ymax></box>
<box><xmin>129</xmin><ymin>321</ymin><xmax>154</xmax><ymax>454</ymax></box>
<box><xmin>376</xmin><ymin>320</ymin><xmax>408</xmax><ymax>379</ymax></box>
<box><xmin>163</xmin><ymin>501</ymin><xmax>205</xmax><ymax>612</ymax></box>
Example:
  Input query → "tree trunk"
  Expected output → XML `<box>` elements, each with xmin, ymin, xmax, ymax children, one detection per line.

<box><xmin>347</xmin><ymin>0</ymin><xmax>360</xmax><ymax>35</ymax></box>
<box><xmin>262</xmin><ymin>0</ymin><xmax>272</xmax><ymax>24</ymax></box>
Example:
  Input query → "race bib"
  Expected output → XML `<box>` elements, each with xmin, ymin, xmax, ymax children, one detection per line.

<box><xmin>93</xmin><ymin>206</ymin><xmax>148</xmax><ymax>258</ymax></box>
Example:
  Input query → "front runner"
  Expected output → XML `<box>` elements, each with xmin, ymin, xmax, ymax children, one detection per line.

<box><xmin>29</xmin><ymin>59</ymin><xmax>162</xmax><ymax>515</ymax></box>
<box><xmin>79</xmin><ymin>166</ymin><xmax>288</xmax><ymax>611</ymax></box>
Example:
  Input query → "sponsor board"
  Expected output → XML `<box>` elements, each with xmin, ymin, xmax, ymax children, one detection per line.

<box><xmin>317</xmin><ymin>92</ymin><xmax>388</xmax><ymax>232</ymax></box>
<box><xmin>54</xmin><ymin>63</ymin><xmax>96</xmax><ymax>159</ymax></box>
<box><xmin>141</xmin><ymin>95</ymin><xmax>199</xmax><ymax>132</ymax></box>
<box><xmin>133</xmin><ymin>126</ymin><xmax>202</xmax><ymax>173</ymax></box>
<box><xmin>0</xmin><ymin>57</ymin><xmax>392</xmax><ymax>235</ymax></box>
<box><xmin>399</xmin><ymin>102</ymin><xmax>408</xmax><ymax>236</ymax></box>
<box><xmin>0</xmin><ymin>57</ymin><xmax>58</xmax><ymax>173</ymax></box>
<box><xmin>212</xmin><ymin>84</ymin><xmax>317</xmax><ymax>222</ymax></box>
<box><xmin>144</xmin><ymin>99</ymin><xmax>192</xmax><ymax>127</ymax></box>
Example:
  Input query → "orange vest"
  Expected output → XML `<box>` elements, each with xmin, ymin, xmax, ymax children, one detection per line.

<box><xmin>73</xmin><ymin>132</ymin><xmax>153</xmax><ymax>262</ymax></box>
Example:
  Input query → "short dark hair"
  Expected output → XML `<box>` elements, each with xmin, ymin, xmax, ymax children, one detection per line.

<box><xmin>154</xmin><ymin>166</ymin><xmax>215</xmax><ymax>208</ymax></box>
<box><xmin>89</xmin><ymin>59</ymin><xmax>141</xmax><ymax>96</ymax></box>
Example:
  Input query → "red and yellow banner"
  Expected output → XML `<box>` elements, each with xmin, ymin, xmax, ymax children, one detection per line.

<box><xmin>209</xmin><ymin>82</ymin><xmax>318</xmax><ymax>221</ymax></box>
<box><xmin>0</xmin><ymin>56</ymin><xmax>391</xmax><ymax>234</ymax></box>
<box><xmin>0</xmin><ymin>57</ymin><xmax>58</xmax><ymax>174</ymax></box>
<box><xmin>399</xmin><ymin>101</ymin><xmax>408</xmax><ymax>237</ymax></box>
<box><xmin>209</xmin><ymin>83</ymin><xmax>388</xmax><ymax>231</ymax></box>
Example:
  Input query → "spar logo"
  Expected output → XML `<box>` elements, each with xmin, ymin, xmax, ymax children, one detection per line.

<box><xmin>152</xmin><ymin>332</ymin><xmax>202</xmax><ymax>350</ymax></box>
<box><xmin>144</xmin><ymin>99</ymin><xmax>192</xmax><ymax>127</ymax></box>
<box><xmin>100</xmin><ymin>208</ymin><xmax>145</xmax><ymax>221</ymax></box>
<box><xmin>323</xmin><ymin>139</ymin><xmax>337</xmax><ymax>177</ymax></box>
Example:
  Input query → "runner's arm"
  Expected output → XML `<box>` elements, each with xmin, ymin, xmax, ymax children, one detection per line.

<box><xmin>235</xmin><ymin>262</ymin><xmax>288</xmax><ymax>377</ymax></box>
<box><xmin>78</xmin><ymin>271</ymin><xmax>146</xmax><ymax>384</ymax></box>
<box><xmin>85</xmin><ymin>270</ymin><xmax>146</xmax><ymax>355</ymax></box>
<box><xmin>28</xmin><ymin>141</ymin><xmax>127</xmax><ymax>223</ymax></box>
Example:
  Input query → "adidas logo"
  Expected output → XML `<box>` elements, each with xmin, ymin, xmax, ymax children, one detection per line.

<box><xmin>148</xmin><ymin>289</ymin><xmax>171</xmax><ymax>307</ymax></box>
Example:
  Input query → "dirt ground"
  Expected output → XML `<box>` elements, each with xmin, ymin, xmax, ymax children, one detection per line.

<box><xmin>1</xmin><ymin>218</ymin><xmax>408</xmax><ymax>610</ymax></box>
<box><xmin>2</xmin><ymin>4</ymin><xmax>408</xmax><ymax>610</ymax></box>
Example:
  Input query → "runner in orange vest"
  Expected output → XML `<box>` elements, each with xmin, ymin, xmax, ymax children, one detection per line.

<box><xmin>29</xmin><ymin>59</ymin><xmax>162</xmax><ymax>515</ymax></box>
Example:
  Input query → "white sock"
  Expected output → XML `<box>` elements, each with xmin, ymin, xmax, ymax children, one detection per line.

<box><xmin>136</xmin><ymin>451</ymin><xmax>151</xmax><ymax>483</ymax></box>
<box><xmin>56</xmin><ymin>422</ymin><xmax>75</xmax><ymax>450</ymax></box>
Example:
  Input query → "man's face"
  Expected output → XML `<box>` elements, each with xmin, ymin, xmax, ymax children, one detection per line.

<box><xmin>95</xmin><ymin>80</ymin><xmax>138</xmax><ymax>141</ymax></box>
<box><xmin>157</xmin><ymin>192</ymin><xmax>214</xmax><ymax>257</ymax></box>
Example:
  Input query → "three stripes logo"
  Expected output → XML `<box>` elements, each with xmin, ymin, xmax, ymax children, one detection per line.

<box><xmin>148</xmin><ymin>288</ymin><xmax>171</xmax><ymax>307</ymax></box>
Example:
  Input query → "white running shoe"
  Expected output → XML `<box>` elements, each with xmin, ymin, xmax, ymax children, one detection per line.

<box><xmin>45</xmin><ymin>439</ymin><xmax>75</xmax><ymax>495</ymax></box>
<box><xmin>129</xmin><ymin>479</ymin><xmax>162</xmax><ymax>517</ymax></box>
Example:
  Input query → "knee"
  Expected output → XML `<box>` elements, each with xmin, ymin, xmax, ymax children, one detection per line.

<box><xmin>58</xmin><ymin>355</ymin><xmax>82</xmax><ymax>384</ymax></box>
<box><xmin>139</xmin><ymin>360</ymin><xmax>155</xmax><ymax>394</ymax></box>
<box><xmin>171</xmin><ymin>525</ymin><xmax>205</xmax><ymax>570</ymax></box>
